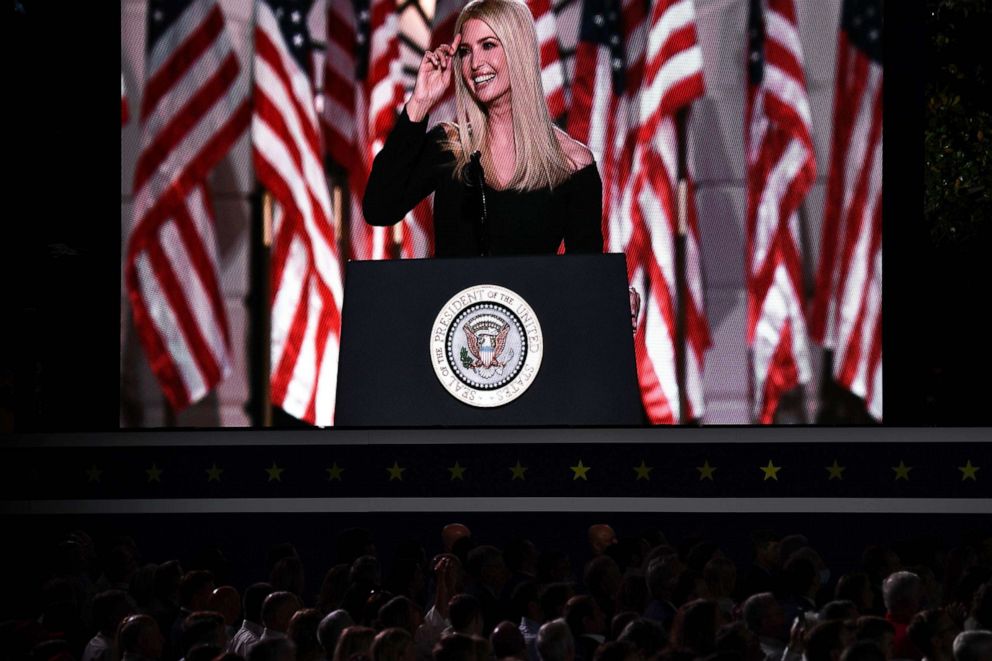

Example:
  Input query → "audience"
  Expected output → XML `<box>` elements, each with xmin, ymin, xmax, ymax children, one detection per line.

<box><xmin>2</xmin><ymin>526</ymin><xmax>990</xmax><ymax>661</ymax></box>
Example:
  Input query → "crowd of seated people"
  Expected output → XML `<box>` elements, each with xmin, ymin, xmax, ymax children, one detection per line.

<box><xmin>4</xmin><ymin>525</ymin><xmax>991</xmax><ymax>661</ymax></box>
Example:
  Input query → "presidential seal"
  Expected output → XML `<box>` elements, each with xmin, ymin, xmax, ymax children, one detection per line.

<box><xmin>429</xmin><ymin>285</ymin><xmax>543</xmax><ymax>407</ymax></box>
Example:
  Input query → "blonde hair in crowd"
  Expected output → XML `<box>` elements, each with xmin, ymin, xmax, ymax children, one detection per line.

<box><xmin>444</xmin><ymin>0</ymin><xmax>574</xmax><ymax>190</ymax></box>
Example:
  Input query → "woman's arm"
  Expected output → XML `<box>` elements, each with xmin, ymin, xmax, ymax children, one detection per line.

<box><xmin>362</xmin><ymin>107</ymin><xmax>449</xmax><ymax>226</ymax></box>
<box><xmin>563</xmin><ymin>164</ymin><xmax>604</xmax><ymax>253</ymax></box>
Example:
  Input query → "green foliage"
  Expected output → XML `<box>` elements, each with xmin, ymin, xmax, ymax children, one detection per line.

<box><xmin>925</xmin><ymin>0</ymin><xmax>992</xmax><ymax>245</ymax></box>
<box><xmin>460</xmin><ymin>346</ymin><xmax>473</xmax><ymax>368</ymax></box>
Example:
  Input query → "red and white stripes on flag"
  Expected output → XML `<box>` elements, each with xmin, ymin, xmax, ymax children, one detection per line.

<box><xmin>569</xmin><ymin>0</ymin><xmax>709</xmax><ymax>423</ymax></box>
<box><xmin>125</xmin><ymin>0</ymin><xmax>250</xmax><ymax>411</ymax></box>
<box><xmin>744</xmin><ymin>0</ymin><xmax>817</xmax><ymax>423</ymax></box>
<box><xmin>527</xmin><ymin>0</ymin><xmax>567</xmax><ymax>121</ymax></box>
<box><xmin>322</xmin><ymin>0</ymin><xmax>407</xmax><ymax>261</ymax></box>
<box><xmin>122</xmin><ymin>72</ymin><xmax>130</xmax><ymax>125</ymax></box>
<box><xmin>810</xmin><ymin>0</ymin><xmax>883</xmax><ymax>420</ymax></box>
<box><xmin>254</xmin><ymin>0</ymin><xmax>344</xmax><ymax>426</ymax></box>
<box><xmin>630</xmin><ymin>0</ymin><xmax>709</xmax><ymax>424</ymax></box>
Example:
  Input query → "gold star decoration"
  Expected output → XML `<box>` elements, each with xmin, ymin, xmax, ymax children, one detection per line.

<box><xmin>387</xmin><ymin>461</ymin><xmax>406</xmax><ymax>481</ymax></box>
<box><xmin>448</xmin><ymin>461</ymin><xmax>467</xmax><ymax>481</ymax></box>
<box><xmin>958</xmin><ymin>460</ymin><xmax>980</xmax><ymax>482</ymax></box>
<box><xmin>145</xmin><ymin>464</ymin><xmax>163</xmax><ymax>483</ymax></box>
<box><xmin>326</xmin><ymin>463</ymin><xmax>344</xmax><ymax>482</ymax></box>
<box><xmin>825</xmin><ymin>460</ymin><xmax>846</xmax><ymax>481</ymax></box>
<box><xmin>633</xmin><ymin>460</ymin><xmax>653</xmax><ymax>481</ymax></box>
<box><xmin>205</xmin><ymin>464</ymin><xmax>223</xmax><ymax>483</ymax></box>
<box><xmin>570</xmin><ymin>460</ymin><xmax>591</xmax><ymax>481</ymax></box>
<box><xmin>266</xmin><ymin>462</ymin><xmax>285</xmax><ymax>482</ymax></box>
<box><xmin>85</xmin><ymin>465</ymin><xmax>103</xmax><ymax>483</ymax></box>
<box><xmin>696</xmin><ymin>460</ymin><xmax>716</xmax><ymax>481</ymax></box>
<box><xmin>892</xmin><ymin>461</ymin><xmax>912</xmax><ymax>481</ymax></box>
<box><xmin>509</xmin><ymin>461</ymin><xmax>528</xmax><ymax>481</ymax></box>
<box><xmin>759</xmin><ymin>460</ymin><xmax>782</xmax><ymax>481</ymax></box>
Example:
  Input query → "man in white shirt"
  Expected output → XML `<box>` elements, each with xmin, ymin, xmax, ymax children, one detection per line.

<box><xmin>230</xmin><ymin>583</ymin><xmax>274</xmax><ymax>657</ymax></box>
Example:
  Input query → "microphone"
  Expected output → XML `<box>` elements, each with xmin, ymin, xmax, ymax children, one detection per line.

<box><xmin>469</xmin><ymin>151</ymin><xmax>490</xmax><ymax>256</ymax></box>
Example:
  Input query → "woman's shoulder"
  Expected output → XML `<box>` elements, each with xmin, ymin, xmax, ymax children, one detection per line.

<box><xmin>554</xmin><ymin>127</ymin><xmax>595</xmax><ymax>171</ymax></box>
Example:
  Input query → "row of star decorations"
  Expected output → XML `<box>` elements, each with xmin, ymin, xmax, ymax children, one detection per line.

<box><xmin>81</xmin><ymin>458</ymin><xmax>982</xmax><ymax>484</ymax></box>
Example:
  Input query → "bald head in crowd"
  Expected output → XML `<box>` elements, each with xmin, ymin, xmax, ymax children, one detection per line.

<box><xmin>587</xmin><ymin>526</ymin><xmax>617</xmax><ymax>557</ymax></box>
<box><xmin>952</xmin><ymin>631</ymin><xmax>992</xmax><ymax>661</ymax></box>
<box><xmin>442</xmin><ymin>525</ymin><xmax>472</xmax><ymax>553</ymax></box>
<box><xmin>262</xmin><ymin>591</ymin><xmax>303</xmax><ymax>634</ymax></box>
<box><xmin>490</xmin><ymin>621</ymin><xmax>526</xmax><ymax>661</ymax></box>
<box><xmin>209</xmin><ymin>586</ymin><xmax>242</xmax><ymax>628</ymax></box>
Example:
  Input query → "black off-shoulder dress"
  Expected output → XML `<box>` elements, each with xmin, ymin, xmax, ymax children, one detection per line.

<box><xmin>362</xmin><ymin>108</ymin><xmax>604</xmax><ymax>257</ymax></box>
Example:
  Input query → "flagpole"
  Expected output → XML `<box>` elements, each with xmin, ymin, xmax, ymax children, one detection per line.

<box><xmin>673</xmin><ymin>107</ymin><xmax>691</xmax><ymax>425</ymax></box>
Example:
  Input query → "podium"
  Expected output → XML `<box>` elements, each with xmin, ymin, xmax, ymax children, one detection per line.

<box><xmin>335</xmin><ymin>254</ymin><xmax>642</xmax><ymax>426</ymax></box>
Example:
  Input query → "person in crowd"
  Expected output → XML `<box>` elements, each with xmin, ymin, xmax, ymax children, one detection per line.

<box><xmin>584</xmin><ymin>556</ymin><xmax>622</xmax><ymax>625</ymax></box>
<box><xmin>148</xmin><ymin>561</ymin><xmax>183</xmax><ymax>647</ymax></box>
<box><xmin>803</xmin><ymin>620</ymin><xmax>855</xmax><ymax>661</ymax></box>
<box><xmin>364</xmin><ymin>0</ymin><xmax>601</xmax><ymax>257</ymax></box>
<box><xmin>271</xmin><ymin>557</ymin><xmax>306</xmax><ymax>600</ymax></box>
<box><xmin>449</xmin><ymin>595</ymin><xmax>484</xmax><ymax>637</ymax></box>
<box><xmin>883</xmin><ymin>571</ymin><xmax>924</xmax><ymax>660</ymax></box>
<box><xmin>118</xmin><ymin>614</ymin><xmax>165</xmax><ymax>661</ymax></box>
<box><xmin>208</xmin><ymin>586</ymin><xmax>241</xmax><ymax>641</ymax></box>
<box><xmin>511</xmin><ymin>582</ymin><xmax>543</xmax><ymax>661</ymax></box>
<box><xmin>231</xmin><ymin>583</ymin><xmax>275</xmax><ymax>657</ymax></box>
<box><xmin>610</xmin><ymin>614</ymin><xmax>640</xmax><ymax>644</ymax></box>
<box><xmin>563</xmin><ymin>596</ymin><xmax>606</xmax><ymax>661</ymax></box>
<box><xmin>951</xmin><ymin>630</ymin><xmax>992</xmax><ymax>661</ymax></box>
<box><xmin>780</xmin><ymin>554</ymin><xmax>821</xmax><ymax>626</ymax></box>
<box><xmin>907</xmin><ymin>609</ymin><xmax>961</xmax><ymax>661</ymax></box>
<box><xmin>503</xmin><ymin>539</ymin><xmax>540</xmax><ymax>605</ymax></box>
<box><xmin>318</xmin><ymin>566</ymin><xmax>352</xmax><ymax>616</ymax></box>
<box><xmin>464</xmin><ymin>546</ymin><xmax>509</xmax><ymax>634</ymax></box>
<box><xmin>741</xmin><ymin>592</ymin><xmax>800</xmax><ymax>661</ymax></box>
<box><xmin>442</xmin><ymin>526</ymin><xmax>473</xmax><ymax>555</ymax></box>
<box><xmin>373</xmin><ymin>628</ymin><xmax>416</xmax><ymax>661</ymax></box>
<box><xmin>853</xmin><ymin>616</ymin><xmax>896</xmax><ymax>659</ymax></box>
<box><xmin>83</xmin><ymin>589</ymin><xmax>134</xmax><ymax>661</ymax></box>
<box><xmin>591</xmin><ymin>641</ymin><xmax>637</xmax><ymax>661</ymax></box>
<box><xmin>863</xmin><ymin>548</ymin><xmax>902</xmax><ymax>618</ymax></box>
<box><xmin>588</xmin><ymin>527</ymin><xmax>619</xmax><ymax>559</ymax></box>
<box><xmin>713</xmin><ymin>621</ymin><xmax>764</xmax><ymax>661</ymax></box>
<box><xmin>537</xmin><ymin>619</ymin><xmax>575</xmax><ymax>661</ymax></box>
<box><xmin>616</xmin><ymin>618</ymin><xmax>666</xmax><ymax>660</ymax></box>
<box><xmin>378</xmin><ymin>597</ymin><xmax>424</xmax><ymax>636</ymax></box>
<box><xmin>644</xmin><ymin>555</ymin><xmax>681</xmax><ymax>631</ymax></box>
<box><xmin>703</xmin><ymin>556</ymin><xmax>738</xmax><ymax>620</ymax></box>
<box><xmin>172</xmin><ymin>572</ymin><xmax>216</xmax><ymax>654</ymax></box>
<box><xmin>540</xmin><ymin>584</ymin><xmax>577</xmax><ymax>624</ymax></box>
<box><xmin>257</xmin><ymin>592</ymin><xmax>304</xmax><ymax>648</ymax></box>
<box><xmin>668</xmin><ymin>599</ymin><xmax>724</xmax><ymax>658</ymax></box>
<box><xmin>821</xmin><ymin>601</ymin><xmax>861</xmax><ymax>623</ymax></box>
<box><xmin>736</xmin><ymin>531</ymin><xmax>783</xmax><ymax>603</ymax></box>
<box><xmin>837</xmin><ymin>574</ymin><xmax>877</xmax><ymax>617</ymax></box>
<box><xmin>416</xmin><ymin>556</ymin><xmax>463</xmax><ymax>661</ymax></box>
<box><xmin>334</xmin><ymin>626</ymin><xmax>376</xmax><ymax>661</ymax></box>
<box><xmin>250</xmin><ymin>638</ymin><xmax>297</xmax><ymax>661</ymax></box>
<box><xmin>432</xmin><ymin>632</ymin><xmax>488</xmax><ymax>661</ymax></box>
<box><xmin>842</xmin><ymin>641</ymin><xmax>889</xmax><ymax>661</ymax></box>
<box><xmin>288</xmin><ymin>608</ymin><xmax>324</xmax><ymax>661</ymax></box>
<box><xmin>491</xmin><ymin>620</ymin><xmax>527</xmax><ymax>661</ymax></box>
<box><xmin>179</xmin><ymin>611</ymin><xmax>227</xmax><ymax>660</ymax></box>
<box><xmin>965</xmin><ymin>582</ymin><xmax>992</xmax><ymax>631</ymax></box>
<box><xmin>537</xmin><ymin>552</ymin><xmax>576</xmax><ymax>587</ymax></box>
<box><xmin>318</xmin><ymin>610</ymin><xmax>355</xmax><ymax>660</ymax></box>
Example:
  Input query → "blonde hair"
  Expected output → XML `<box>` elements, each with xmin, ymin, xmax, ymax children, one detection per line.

<box><xmin>445</xmin><ymin>0</ymin><xmax>573</xmax><ymax>190</ymax></box>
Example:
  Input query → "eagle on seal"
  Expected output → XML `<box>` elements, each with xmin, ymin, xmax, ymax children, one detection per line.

<box><xmin>463</xmin><ymin>323</ymin><xmax>510</xmax><ymax>369</ymax></box>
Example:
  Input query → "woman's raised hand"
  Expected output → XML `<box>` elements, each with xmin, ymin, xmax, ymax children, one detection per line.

<box><xmin>406</xmin><ymin>34</ymin><xmax>462</xmax><ymax>122</ymax></box>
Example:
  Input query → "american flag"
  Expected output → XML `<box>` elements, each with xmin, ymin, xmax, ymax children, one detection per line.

<box><xmin>125</xmin><ymin>0</ymin><xmax>250</xmax><ymax>411</ymax></box>
<box><xmin>744</xmin><ymin>0</ymin><xmax>817</xmax><ymax>423</ymax></box>
<box><xmin>122</xmin><ymin>73</ymin><xmax>129</xmax><ymax>125</ymax></box>
<box><xmin>810</xmin><ymin>0</ymin><xmax>882</xmax><ymax>420</ymax></box>
<box><xmin>568</xmin><ymin>0</ymin><xmax>709</xmax><ymax>424</ymax></box>
<box><xmin>254</xmin><ymin>0</ymin><xmax>345</xmax><ymax>426</ymax></box>
<box><xmin>323</xmin><ymin>0</ymin><xmax>409</xmax><ymax>260</ymax></box>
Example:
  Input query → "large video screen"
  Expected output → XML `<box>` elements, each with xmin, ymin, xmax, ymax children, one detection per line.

<box><xmin>119</xmin><ymin>0</ymin><xmax>883</xmax><ymax>428</ymax></box>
